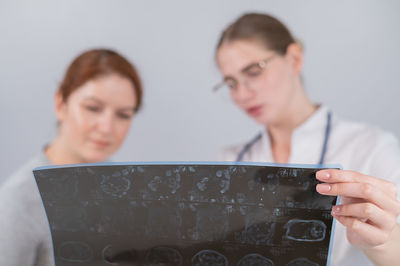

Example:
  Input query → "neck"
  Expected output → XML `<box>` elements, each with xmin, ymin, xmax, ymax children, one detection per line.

<box><xmin>45</xmin><ymin>135</ymin><xmax>84</xmax><ymax>165</ymax></box>
<box><xmin>268</xmin><ymin>81</ymin><xmax>317</xmax><ymax>163</ymax></box>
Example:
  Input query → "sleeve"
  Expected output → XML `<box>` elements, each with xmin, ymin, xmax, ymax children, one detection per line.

<box><xmin>362</xmin><ymin>132</ymin><xmax>400</xmax><ymax>223</ymax></box>
<box><xmin>0</xmin><ymin>177</ymin><xmax>41</xmax><ymax>266</ymax></box>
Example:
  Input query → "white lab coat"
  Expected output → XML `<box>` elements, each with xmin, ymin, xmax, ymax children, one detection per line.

<box><xmin>219</xmin><ymin>105</ymin><xmax>400</xmax><ymax>266</ymax></box>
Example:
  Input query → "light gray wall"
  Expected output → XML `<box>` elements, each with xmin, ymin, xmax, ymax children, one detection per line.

<box><xmin>1</xmin><ymin>0</ymin><xmax>399</xmax><ymax>181</ymax></box>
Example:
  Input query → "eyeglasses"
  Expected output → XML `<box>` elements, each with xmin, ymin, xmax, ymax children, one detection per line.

<box><xmin>213</xmin><ymin>55</ymin><xmax>277</xmax><ymax>96</ymax></box>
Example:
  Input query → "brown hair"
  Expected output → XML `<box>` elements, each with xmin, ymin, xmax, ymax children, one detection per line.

<box><xmin>217</xmin><ymin>13</ymin><xmax>296</xmax><ymax>55</ymax></box>
<box><xmin>59</xmin><ymin>49</ymin><xmax>143</xmax><ymax>111</ymax></box>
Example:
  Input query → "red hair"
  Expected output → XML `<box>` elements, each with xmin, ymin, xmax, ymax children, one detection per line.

<box><xmin>59</xmin><ymin>49</ymin><xmax>142</xmax><ymax>111</ymax></box>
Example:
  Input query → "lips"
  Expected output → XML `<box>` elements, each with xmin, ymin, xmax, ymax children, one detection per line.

<box><xmin>246</xmin><ymin>105</ymin><xmax>263</xmax><ymax>117</ymax></box>
<box><xmin>91</xmin><ymin>139</ymin><xmax>111</xmax><ymax>149</ymax></box>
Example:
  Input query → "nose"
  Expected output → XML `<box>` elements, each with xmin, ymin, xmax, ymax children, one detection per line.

<box><xmin>97</xmin><ymin>112</ymin><xmax>114</xmax><ymax>135</ymax></box>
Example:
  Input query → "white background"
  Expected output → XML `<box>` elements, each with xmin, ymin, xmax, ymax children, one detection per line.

<box><xmin>1</xmin><ymin>0</ymin><xmax>399</xmax><ymax>181</ymax></box>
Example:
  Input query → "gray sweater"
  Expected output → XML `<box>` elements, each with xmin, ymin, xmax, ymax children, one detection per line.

<box><xmin>0</xmin><ymin>152</ymin><xmax>54</xmax><ymax>266</ymax></box>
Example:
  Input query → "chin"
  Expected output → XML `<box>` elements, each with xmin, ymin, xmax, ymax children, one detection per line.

<box><xmin>253</xmin><ymin>115</ymin><xmax>271</xmax><ymax>126</ymax></box>
<box><xmin>253</xmin><ymin>109</ymin><xmax>281</xmax><ymax>126</ymax></box>
<box><xmin>82</xmin><ymin>151</ymin><xmax>110</xmax><ymax>164</ymax></box>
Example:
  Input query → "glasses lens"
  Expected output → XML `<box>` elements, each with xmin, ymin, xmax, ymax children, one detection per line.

<box><xmin>213</xmin><ymin>82</ymin><xmax>233</xmax><ymax>102</ymax></box>
<box><xmin>242</xmin><ymin>66</ymin><xmax>265</xmax><ymax>91</ymax></box>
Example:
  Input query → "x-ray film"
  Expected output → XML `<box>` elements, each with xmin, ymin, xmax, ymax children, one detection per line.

<box><xmin>33</xmin><ymin>162</ymin><xmax>339</xmax><ymax>266</ymax></box>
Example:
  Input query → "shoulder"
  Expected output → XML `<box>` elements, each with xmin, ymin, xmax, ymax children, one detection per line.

<box><xmin>331</xmin><ymin>114</ymin><xmax>400</xmax><ymax>180</ymax></box>
<box><xmin>332</xmin><ymin>115</ymin><xmax>399</xmax><ymax>151</ymax></box>
<box><xmin>0</xmin><ymin>152</ymin><xmax>50</xmax><ymax>207</ymax></box>
<box><xmin>218</xmin><ymin>133</ymin><xmax>263</xmax><ymax>161</ymax></box>
<box><xmin>0</xmin><ymin>151</ymin><xmax>51</xmax><ymax>233</ymax></box>
<box><xmin>1</xmin><ymin>152</ymin><xmax>49</xmax><ymax>191</ymax></box>
<box><xmin>218</xmin><ymin>142</ymin><xmax>246</xmax><ymax>161</ymax></box>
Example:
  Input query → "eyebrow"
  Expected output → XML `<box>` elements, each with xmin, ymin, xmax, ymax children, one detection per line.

<box><xmin>82</xmin><ymin>97</ymin><xmax>136</xmax><ymax>112</ymax></box>
<box><xmin>241</xmin><ymin>61</ymin><xmax>259</xmax><ymax>73</ymax></box>
<box><xmin>222</xmin><ymin>61</ymin><xmax>259</xmax><ymax>82</ymax></box>
<box><xmin>82</xmin><ymin>96</ymin><xmax>103</xmax><ymax>104</ymax></box>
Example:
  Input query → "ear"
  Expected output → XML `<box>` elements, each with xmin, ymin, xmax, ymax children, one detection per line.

<box><xmin>286</xmin><ymin>43</ymin><xmax>304</xmax><ymax>75</ymax></box>
<box><xmin>54</xmin><ymin>90</ymin><xmax>66</xmax><ymax>123</ymax></box>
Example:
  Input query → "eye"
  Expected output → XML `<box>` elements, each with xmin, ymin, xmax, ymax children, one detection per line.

<box><xmin>85</xmin><ymin>105</ymin><xmax>101</xmax><ymax>112</ymax></box>
<box><xmin>117</xmin><ymin>112</ymin><xmax>133</xmax><ymax>120</ymax></box>
<box><xmin>246</xmin><ymin>70</ymin><xmax>262</xmax><ymax>77</ymax></box>
<box><xmin>225</xmin><ymin>79</ymin><xmax>238</xmax><ymax>90</ymax></box>
<box><xmin>244</xmin><ymin>66</ymin><xmax>263</xmax><ymax>77</ymax></box>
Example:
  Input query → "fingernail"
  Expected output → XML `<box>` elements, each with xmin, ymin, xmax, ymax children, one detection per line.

<box><xmin>317</xmin><ymin>183</ymin><xmax>331</xmax><ymax>192</ymax></box>
<box><xmin>332</xmin><ymin>206</ymin><xmax>341</xmax><ymax>214</ymax></box>
<box><xmin>318</xmin><ymin>171</ymin><xmax>330</xmax><ymax>180</ymax></box>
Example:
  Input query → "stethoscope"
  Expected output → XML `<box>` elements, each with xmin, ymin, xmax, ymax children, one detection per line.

<box><xmin>236</xmin><ymin>111</ymin><xmax>332</xmax><ymax>165</ymax></box>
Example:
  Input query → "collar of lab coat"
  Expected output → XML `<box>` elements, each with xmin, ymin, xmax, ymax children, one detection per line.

<box><xmin>259</xmin><ymin>105</ymin><xmax>331</xmax><ymax>164</ymax></box>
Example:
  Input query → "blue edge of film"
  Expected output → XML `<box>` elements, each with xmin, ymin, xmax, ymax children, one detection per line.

<box><xmin>33</xmin><ymin>161</ymin><xmax>342</xmax><ymax>266</ymax></box>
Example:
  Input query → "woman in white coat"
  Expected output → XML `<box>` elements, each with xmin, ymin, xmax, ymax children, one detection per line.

<box><xmin>214</xmin><ymin>13</ymin><xmax>400</xmax><ymax>266</ymax></box>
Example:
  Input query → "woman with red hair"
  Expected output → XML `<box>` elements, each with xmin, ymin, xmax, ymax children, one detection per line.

<box><xmin>0</xmin><ymin>48</ymin><xmax>143</xmax><ymax>266</ymax></box>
